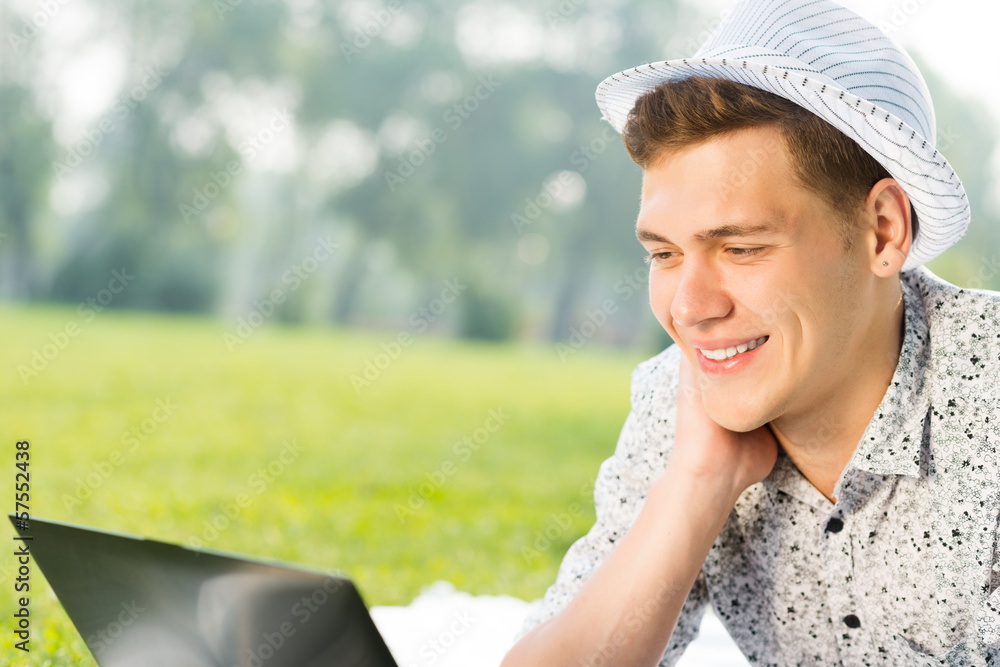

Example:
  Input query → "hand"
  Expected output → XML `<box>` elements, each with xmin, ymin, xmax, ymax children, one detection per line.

<box><xmin>668</xmin><ymin>351</ymin><xmax>779</xmax><ymax>499</ymax></box>
<box><xmin>501</xmin><ymin>350</ymin><xmax>778</xmax><ymax>667</ymax></box>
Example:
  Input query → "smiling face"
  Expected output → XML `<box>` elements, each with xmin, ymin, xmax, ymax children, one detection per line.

<box><xmin>638</xmin><ymin>125</ymin><xmax>885</xmax><ymax>432</ymax></box>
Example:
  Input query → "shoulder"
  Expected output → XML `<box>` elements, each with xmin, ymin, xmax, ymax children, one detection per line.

<box><xmin>610</xmin><ymin>344</ymin><xmax>681</xmax><ymax>478</ymax></box>
<box><xmin>906</xmin><ymin>267</ymin><xmax>1000</xmax><ymax>386</ymax></box>
<box><xmin>909</xmin><ymin>267</ymin><xmax>1000</xmax><ymax>476</ymax></box>
<box><xmin>906</xmin><ymin>265</ymin><xmax>1000</xmax><ymax>321</ymax></box>
<box><xmin>628</xmin><ymin>342</ymin><xmax>682</xmax><ymax>409</ymax></box>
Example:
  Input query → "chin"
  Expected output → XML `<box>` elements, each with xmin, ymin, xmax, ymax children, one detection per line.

<box><xmin>702</xmin><ymin>395</ymin><xmax>770</xmax><ymax>433</ymax></box>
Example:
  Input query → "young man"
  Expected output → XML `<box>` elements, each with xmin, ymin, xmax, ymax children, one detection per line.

<box><xmin>503</xmin><ymin>1</ymin><xmax>999</xmax><ymax>665</ymax></box>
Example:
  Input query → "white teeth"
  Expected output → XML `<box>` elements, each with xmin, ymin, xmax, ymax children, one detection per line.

<box><xmin>699</xmin><ymin>336</ymin><xmax>768</xmax><ymax>361</ymax></box>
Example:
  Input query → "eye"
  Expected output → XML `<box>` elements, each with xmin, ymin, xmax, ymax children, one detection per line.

<box><xmin>727</xmin><ymin>247</ymin><xmax>764</xmax><ymax>257</ymax></box>
<box><xmin>644</xmin><ymin>251</ymin><xmax>678</xmax><ymax>265</ymax></box>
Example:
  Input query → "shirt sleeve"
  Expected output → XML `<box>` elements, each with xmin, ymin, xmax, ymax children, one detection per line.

<box><xmin>516</xmin><ymin>345</ymin><xmax>710</xmax><ymax>666</ymax></box>
<box><xmin>980</xmin><ymin>527</ymin><xmax>1000</xmax><ymax>648</ymax></box>
<box><xmin>977</xmin><ymin>389</ymin><xmax>1000</xmax><ymax>649</ymax></box>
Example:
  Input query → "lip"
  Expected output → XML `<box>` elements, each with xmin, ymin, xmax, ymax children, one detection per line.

<box><xmin>688</xmin><ymin>336</ymin><xmax>768</xmax><ymax>351</ymax></box>
<box><xmin>693</xmin><ymin>336</ymin><xmax>769</xmax><ymax>376</ymax></box>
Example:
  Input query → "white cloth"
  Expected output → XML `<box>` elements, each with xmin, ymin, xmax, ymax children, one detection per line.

<box><xmin>370</xmin><ymin>581</ymin><xmax>749</xmax><ymax>666</ymax></box>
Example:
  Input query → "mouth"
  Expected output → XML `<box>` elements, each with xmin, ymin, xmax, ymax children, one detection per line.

<box><xmin>697</xmin><ymin>336</ymin><xmax>769</xmax><ymax>361</ymax></box>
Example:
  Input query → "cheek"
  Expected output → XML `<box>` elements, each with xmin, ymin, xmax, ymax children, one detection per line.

<box><xmin>648</xmin><ymin>273</ymin><xmax>676</xmax><ymax>330</ymax></box>
<box><xmin>733</xmin><ymin>264</ymin><xmax>807</xmax><ymax>329</ymax></box>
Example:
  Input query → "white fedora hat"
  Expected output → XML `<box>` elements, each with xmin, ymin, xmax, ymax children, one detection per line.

<box><xmin>596</xmin><ymin>0</ymin><xmax>969</xmax><ymax>270</ymax></box>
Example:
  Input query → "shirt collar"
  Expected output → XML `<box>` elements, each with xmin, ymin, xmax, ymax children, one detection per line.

<box><xmin>840</xmin><ymin>270</ymin><xmax>932</xmax><ymax>481</ymax></box>
<box><xmin>762</xmin><ymin>270</ymin><xmax>933</xmax><ymax>507</ymax></box>
<box><xmin>765</xmin><ymin>450</ymin><xmax>834</xmax><ymax>511</ymax></box>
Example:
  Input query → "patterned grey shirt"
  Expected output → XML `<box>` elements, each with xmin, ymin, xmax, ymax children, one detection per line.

<box><xmin>521</xmin><ymin>267</ymin><xmax>1000</xmax><ymax>665</ymax></box>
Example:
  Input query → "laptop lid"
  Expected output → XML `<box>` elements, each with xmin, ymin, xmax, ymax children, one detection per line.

<box><xmin>10</xmin><ymin>515</ymin><xmax>398</xmax><ymax>667</ymax></box>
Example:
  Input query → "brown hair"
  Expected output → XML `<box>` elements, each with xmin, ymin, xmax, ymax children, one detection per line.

<box><xmin>622</xmin><ymin>76</ymin><xmax>917</xmax><ymax>247</ymax></box>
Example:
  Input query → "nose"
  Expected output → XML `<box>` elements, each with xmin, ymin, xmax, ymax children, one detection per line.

<box><xmin>668</xmin><ymin>259</ymin><xmax>733</xmax><ymax>329</ymax></box>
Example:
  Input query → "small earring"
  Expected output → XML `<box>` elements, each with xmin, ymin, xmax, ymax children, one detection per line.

<box><xmin>882</xmin><ymin>261</ymin><xmax>888</xmax><ymax>266</ymax></box>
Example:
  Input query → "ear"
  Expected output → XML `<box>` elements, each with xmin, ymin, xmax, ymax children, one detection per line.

<box><xmin>866</xmin><ymin>178</ymin><xmax>912</xmax><ymax>276</ymax></box>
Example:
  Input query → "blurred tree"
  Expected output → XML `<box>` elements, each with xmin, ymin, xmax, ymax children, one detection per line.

<box><xmin>0</xmin><ymin>83</ymin><xmax>52</xmax><ymax>298</ymax></box>
<box><xmin>3</xmin><ymin>0</ymin><xmax>998</xmax><ymax>351</ymax></box>
<box><xmin>0</xmin><ymin>0</ymin><xmax>56</xmax><ymax>299</ymax></box>
<box><xmin>918</xmin><ymin>54</ymin><xmax>1000</xmax><ymax>289</ymax></box>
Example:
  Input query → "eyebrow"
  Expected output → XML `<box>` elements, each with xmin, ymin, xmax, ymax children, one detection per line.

<box><xmin>635</xmin><ymin>223</ymin><xmax>779</xmax><ymax>244</ymax></box>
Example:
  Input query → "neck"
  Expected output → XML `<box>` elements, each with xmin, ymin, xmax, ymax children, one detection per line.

<box><xmin>770</xmin><ymin>282</ymin><xmax>906</xmax><ymax>503</ymax></box>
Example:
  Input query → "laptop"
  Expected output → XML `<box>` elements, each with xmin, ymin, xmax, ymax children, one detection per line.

<box><xmin>9</xmin><ymin>515</ymin><xmax>399</xmax><ymax>666</ymax></box>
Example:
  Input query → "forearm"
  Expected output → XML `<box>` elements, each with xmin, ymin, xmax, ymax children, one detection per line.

<box><xmin>502</xmin><ymin>465</ymin><xmax>739</xmax><ymax>667</ymax></box>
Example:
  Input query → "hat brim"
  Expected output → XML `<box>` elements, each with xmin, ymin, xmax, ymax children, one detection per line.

<box><xmin>596</xmin><ymin>58</ymin><xmax>970</xmax><ymax>271</ymax></box>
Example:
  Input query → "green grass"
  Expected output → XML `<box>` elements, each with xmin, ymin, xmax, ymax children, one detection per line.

<box><xmin>0</xmin><ymin>303</ymin><xmax>652</xmax><ymax>664</ymax></box>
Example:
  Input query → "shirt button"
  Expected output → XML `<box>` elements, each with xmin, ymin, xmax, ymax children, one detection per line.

<box><xmin>843</xmin><ymin>614</ymin><xmax>861</xmax><ymax>629</ymax></box>
<box><xmin>825</xmin><ymin>518</ymin><xmax>844</xmax><ymax>533</ymax></box>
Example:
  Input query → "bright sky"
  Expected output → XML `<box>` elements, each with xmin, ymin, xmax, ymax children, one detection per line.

<box><xmin>846</xmin><ymin>0</ymin><xmax>1000</xmax><ymax>123</ymax></box>
<box><xmin>682</xmin><ymin>0</ymin><xmax>1000</xmax><ymax>132</ymax></box>
<box><xmin>43</xmin><ymin>0</ymin><xmax>999</xmax><ymax>131</ymax></box>
<box><xmin>36</xmin><ymin>0</ymin><xmax>1000</xmax><ymax>203</ymax></box>
<box><xmin>680</xmin><ymin>0</ymin><xmax>1000</xmax><ymax>208</ymax></box>
<box><xmin>832</xmin><ymin>0</ymin><xmax>998</xmax><ymax>111</ymax></box>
